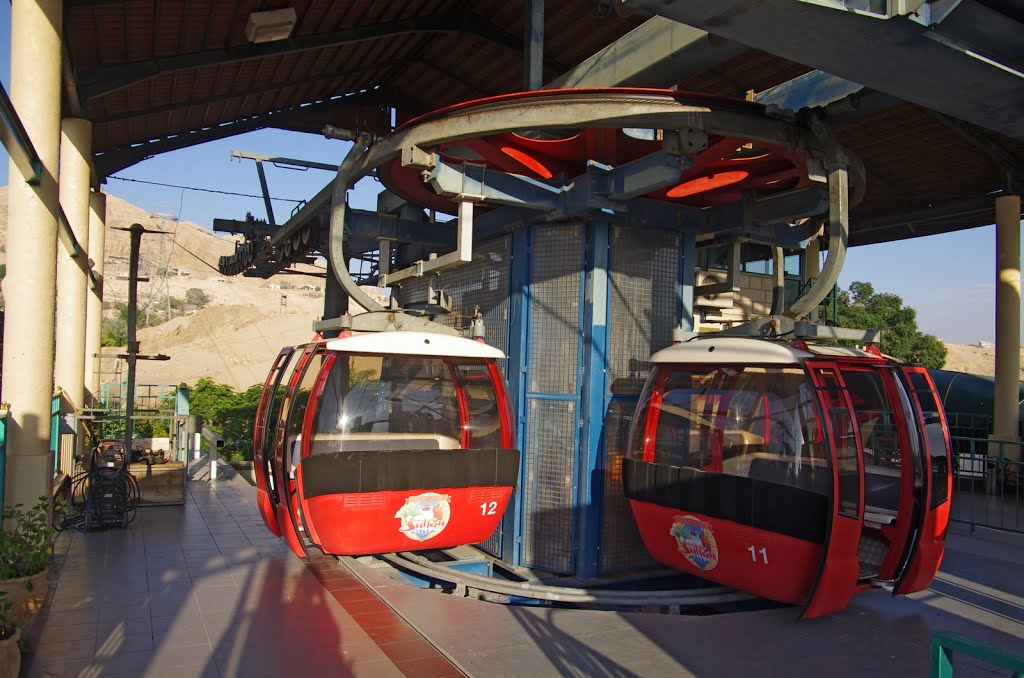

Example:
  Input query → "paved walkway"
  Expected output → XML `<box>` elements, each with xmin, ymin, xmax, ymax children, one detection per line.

<box><xmin>21</xmin><ymin>469</ymin><xmax>1024</xmax><ymax>677</ymax></box>
<box><xmin>22</xmin><ymin>473</ymin><xmax>460</xmax><ymax>677</ymax></box>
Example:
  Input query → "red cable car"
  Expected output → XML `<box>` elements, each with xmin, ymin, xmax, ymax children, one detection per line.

<box><xmin>623</xmin><ymin>337</ymin><xmax>952</xmax><ymax>617</ymax></box>
<box><xmin>253</xmin><ymin>331</ymin><xmax>520</xmax><ymax>558</ymax></box>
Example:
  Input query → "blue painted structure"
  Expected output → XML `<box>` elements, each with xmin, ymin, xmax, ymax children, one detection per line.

<box><xmin>398</xmin><ymin>214</ymin><xmax>699</xmax><ymax>578</ymax></box>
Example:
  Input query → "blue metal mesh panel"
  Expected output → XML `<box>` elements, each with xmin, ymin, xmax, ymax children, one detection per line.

<box><xmin>528</xmin><ymin>225</ymin><xmax>582</xmax><ymax>394</ymax></box>
<box><xmin>608</xmin><ymin>227</ymin><xmax>680</xmax><ymax>393</ymax></box>
<box><xmin>600</xmin><ymin>227</ymin><xmax>680</xmax><ymax>573</ymax></box>
<box><xmin>394</xmin><ymin>236</ymin><xmax>510</xmax><ymax>357</ymax></box>
<box><xmin>599</xmin><ymin>399</ymin><xmax>655</xmax><ymax>572</ymax></box>
<box><xmin>521</xmin><ymin>398</ymin><xmax>577</xmax><ymax>573</ymax></box>
<box><xmin>519</xmin><ymin>224</ymin><xmax>583</xmax><ymax>573</ymax></box>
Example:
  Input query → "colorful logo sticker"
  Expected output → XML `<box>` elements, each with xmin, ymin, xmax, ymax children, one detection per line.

<box><xmin>670</xmin><ymin>515</ymin><xmax>719</xmax><ymax>571</ymax></box>
<box><xmin>395</xmin><ymin>493</ymin><xmax>452</xmax><ymax>542</ymax></box>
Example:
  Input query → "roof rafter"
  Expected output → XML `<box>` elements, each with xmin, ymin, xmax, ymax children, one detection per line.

<box><xmin>94</xmin><ymin>88</ymin><xmax>393</xmax><ymax>178</ymax></box>
<box><xmin>78</xmin><ymin>9</ymin><xmax>566</xmax><ymax>101</ymax></box>
<box><xmin>92</xmin><ymin>58</ymin><xmax>412</xmax><ymax>124</ymax></box>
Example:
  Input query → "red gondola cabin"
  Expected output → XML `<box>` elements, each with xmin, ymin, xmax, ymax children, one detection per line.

<box><xmin>253</xmin><ymin>331</ymin><xmax>520</xmax><ymax>558</ymax></box>
<box><xmin>623</xmin><ymin>337</ymin><xmax>952</xmax><ymax>617</ymax></box>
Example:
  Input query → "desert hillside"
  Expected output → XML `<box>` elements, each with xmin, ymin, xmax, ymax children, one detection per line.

<box><xmin>1</xmin><ymin>187</ymin><xmax>1019</xmax><ymax>391</ymax></box>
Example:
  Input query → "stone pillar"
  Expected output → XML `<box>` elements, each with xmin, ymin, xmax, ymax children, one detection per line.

<box><xmin>84</xmin><ymin>191</ymin><xmax>107</xmax><ymax>404</ymax></box>
<box><xmin>992</xmin><ymin>192</ymin><xmax>1022</xmax><ymax>460</ymax></box>
<box><xmin>1</xmin><ymin>0</ymin><xmax>64</xmax><ymax>508</ymax></box>
<box><xmin>55</xmin><ymin>118</ymin><xmax>92</xmax><ymax>411</ymax></box>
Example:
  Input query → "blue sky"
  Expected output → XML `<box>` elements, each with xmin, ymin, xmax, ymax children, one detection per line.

<box><xmin>1</xmin><ymin>7</ymin><xmax>1019</xmax><ymax>345</ymax></box>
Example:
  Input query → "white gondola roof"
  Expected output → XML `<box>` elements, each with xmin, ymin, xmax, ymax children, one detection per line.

<box><xmin>651</xmin><ymin>337</ymin><xmax>883</xmax><ymax>364</ymax></box>
<box><xmin>652</xmin><ymin>337</ymin><xmax>811</xmax><ymax>364</ymax></box>
<box><xmin>325</xmin><ymin>331</ymin><xmax>505</xmax><ymax>359</ymax></box>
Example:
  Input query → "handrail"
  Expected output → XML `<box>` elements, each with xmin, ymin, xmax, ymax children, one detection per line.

<box><xmin>930</xmin><ymin>630</ymin><xmax>1024</xmax><ymax>677</ymax></box>
<box><xmin>201</xmin><ymin>426</ymin><xmax>224</xmax><ymax>482</ymax></box>
<box><xmin>0</xmin><ymin>405</ymin><xmax>8</xmax><ymax>511</ymax></box>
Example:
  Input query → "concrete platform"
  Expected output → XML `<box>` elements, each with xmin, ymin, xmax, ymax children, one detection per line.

<box><xmin>20</xmin><ymin>470</ymin><xmax>1024</xmax><ymax>677</ymax></box>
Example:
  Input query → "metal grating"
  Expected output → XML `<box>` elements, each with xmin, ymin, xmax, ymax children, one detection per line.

<box><xmin>395</xmin><ymin>236</ymin><xmax>510</xmax><ymax>357</ymax></box>
<box><xmin>599</xmin><ymin>399</ymin><xmax>655</xmax><ymax>572</ymax></box>
<box><xmin>521</xmin><ymin>399</ymin><xmax>578</xmax><ymax>573</ymax></box>
<box><xmin>528</xmin><ymin>225</ymin><xmax>582</xmax><ymax>394</ymax></box>
<box><xmin>519</xmin><ymin>224</ymin><xmax>584</xmax><ymax>573</ymax></box>
<box><xmin>600</xmin><ymin>227</ymin><xmax>680</xmax><ymax>573</ymax></box>
<box><xmin>608</xmin><ymin>227</ymin><xmax>680</xmax><ymax>394</ymax></box>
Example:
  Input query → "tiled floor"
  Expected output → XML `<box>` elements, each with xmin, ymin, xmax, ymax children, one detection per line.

<box><xmin>20</xmin><ymin>470</ymin><xmax>1024</xmax><ymax>677</ymax></box>
<box><xmin>21</xmin><ymin>475</ymin><xmax>462</xmax><ymax>677</ymax></box>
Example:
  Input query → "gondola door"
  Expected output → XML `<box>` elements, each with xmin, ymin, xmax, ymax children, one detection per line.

<box><xmin>893</xmin><ymin>365</ymin><xmax>952</xmax><ymax>594</ymax></box>
<box><xmin>803</xmin><ymin>360</ymin><xmax>865</xmax><ymax>618</ymax></box>
<box><xmin>254</xmin><ymin>347</ymin><xmax>294</xmax><ymax>537</ymax></box>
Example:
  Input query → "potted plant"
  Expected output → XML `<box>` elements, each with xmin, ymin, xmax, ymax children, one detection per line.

<box><xmin>0</xmin><ymin>497</ymin><xmax>55</xmax><ymax>635</ymax></box>
<box><xmin>0</xmin><ymin>594</ymin><xmax>21</xmax><ymax>678</ymax></box>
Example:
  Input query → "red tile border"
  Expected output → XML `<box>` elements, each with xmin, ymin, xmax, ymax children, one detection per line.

<box><xmin>303</xmin><ymin>558</ymin><xmax>462</xmax><ymax>677</ymax></box>
<box><xmin>393</xmin><ymin>654</ymin><xmax>466</xmax><ymax>678</ymax></box>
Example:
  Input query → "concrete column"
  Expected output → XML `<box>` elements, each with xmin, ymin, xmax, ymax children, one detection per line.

<box><xmin>992</xmin><ymin>192</ymin><xmax>1021</xmax><ymax>460</ymax></box>
<box><xmin>2</xmin><ymin>0</ymin><xmax>64</xmax><ymax>508</ymax></box>
<box><xmin>84</xmin><ymin>191</ymin><xmax>107</xmax><ymax>404</ymax></box>
<box><xmin>55</xmin><ymin>118</ymin><xmax>92</xmax><ymax>411</ymax></box>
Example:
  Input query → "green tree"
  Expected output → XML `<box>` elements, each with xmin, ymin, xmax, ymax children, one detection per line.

<box><xmin>101</xmin><ymin>315</ymin><xmax>128</xmax><ymax>346</ymax></box>
<box><xmin>823</xmin><ymin>281</ymin><xmax>947</xmax><ymax>369</ymax></box>
<box><xmin>188</xmin><ymin>378</ymin><xmax>263</xmax><ymax>460</ymax></box>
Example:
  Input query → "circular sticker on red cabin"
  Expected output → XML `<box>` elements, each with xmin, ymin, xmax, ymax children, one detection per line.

<box><xmin>670</xmin><ymin>515</ymin><xmax>719</xmax><ymax>571</ymax></box>
<box><xmin>395</xmin><ymin>493</ymin><xmax>452</xmax><ymax>542</ymax></box>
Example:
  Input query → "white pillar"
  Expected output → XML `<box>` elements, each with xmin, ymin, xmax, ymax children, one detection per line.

<box><xmin>1</xmin><ymin>0</ymin><xmax>64</xmax><ymax>508</ymax></box>
<box><xmin>84</xmin><ymin>191</ymin><xmax>107</xmax><ymax>404</ymax></box>
<box><xmin>992</xmin><ymin>192</ymin><xmax>1022</xmax><ymax>460</ymax></box>
<box><xmin>55</xmin><ymin>118</ymin><xmax>92</xmax><ymax>411</ymax></box>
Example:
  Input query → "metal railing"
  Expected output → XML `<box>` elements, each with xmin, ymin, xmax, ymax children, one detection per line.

<box><xmin>930</xmin><ymin>630</ymin><xmax>1024</xmax><ymax>677</ymax></box>
<box><xmin>949</xmin><ymin>436</ymin><xmax>1023</xmax><ymax>534</ymax></box>
<box><xmin>0</xmin><ymin>406</ymin><xmax>8</xmax><ymax>509</ymax></box>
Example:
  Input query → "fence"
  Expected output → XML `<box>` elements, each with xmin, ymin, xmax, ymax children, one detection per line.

<box><xmin>930</xmin><ymin>630</ymin><xmax>1024</xmax><ymax>677</ymax></box>
<box><xmin>949</xmin><ymin>436</ymin><xmax>1023</xmax><ymax>534</ymax></box>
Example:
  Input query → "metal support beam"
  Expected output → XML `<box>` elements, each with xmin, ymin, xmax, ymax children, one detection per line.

<box><xmin>254</xmin><ymin>161</ymin><xmax>276</xmax><ymax>226</ymax></box>
<box><xmin>424</xmin><ymin>160</ymin><xmax>565</xmax><ymax>211</ymax></box>
<box><xmin>230</xmin><ymin>150</ymin><xmax>339</xmax><ymax>173</ymax></box>
<box><xmin>992</xmin><ymin>190</ymin><xmax>1022</xmax><ymax>457</ymax></box>
<box><xmin>380</xmin><ymin>202</ymin><xmax>473</xmax><ymax>286</ymax></box>
<box><xmin>94</xmin><ymin>60</ymin><xmax>411</xmax><ymax>124</ymax></box>
<box><xmin>94</xmin><ymin>89</ymin><xmax>390</xmax><ymax>178</ymax></box>
<box><xmin>628</xmin><ymin>0</ymin><xmax>1024</xmax><ymax>141</ymax></box>
<box><xmin>546</xmin><ymin>17</ymin><xmax>746</xmax><ymax>89</ymax></box>
<box><xmin>786</xmin><ymin>165</ymin><xmax>848</xmax><ymax>318</ymax></box>
<box><xmin>0</xmin><ymin>82</ymin><xmax>43</xmax><ymax>184</ymax></box>
<box><xmin>524</xmin><ymin>0</ymin><xmax>544</xmax><ymax>91</ymax></box>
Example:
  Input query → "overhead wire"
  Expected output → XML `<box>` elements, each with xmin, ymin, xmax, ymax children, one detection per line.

<box><xmin>108</xmin><ymin>174</ymin><xmax>306</xmax><ymax>203</ymax></box>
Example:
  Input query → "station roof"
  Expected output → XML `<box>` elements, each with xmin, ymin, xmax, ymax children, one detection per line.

<box><xmin>64</xmin><ymin>0</ymin><xmax>1024</xmax><ymax>247</ymax></box>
